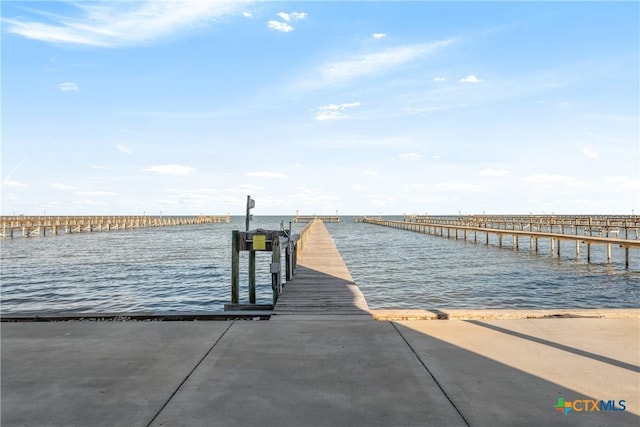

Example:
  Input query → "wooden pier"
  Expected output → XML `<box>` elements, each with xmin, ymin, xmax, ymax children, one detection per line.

<box><xmin>293</xmin><ymin>215</ymin><xmax>340</xmax><ymax>223</ymax></box>
<box><xmin>365</xmin><ymin>215</ymin><xmax>640</xmax><ymax>268</ymax></box>
<box><xmin>274</xmin><ymin>219</ymin><xmax>369</xmax><ymax>317</ymax></box>
<box><xmin>0</xmin><ymin>215</ymin><xmax>230</xmax><ymax>238</ymax></box>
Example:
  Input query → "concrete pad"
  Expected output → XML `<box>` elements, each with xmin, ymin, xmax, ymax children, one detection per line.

<box><xmin>436</xmin><ymin>308</ymin><xmax>640</xmax><ymax>320</ymax></box>
<box><xmin>370</xmin><ymin>308</ymin><xmax>640</xmax><ymax>320</ymax></box>
<box><xmin>1</xmin><ymin>321</ymin><xmax>231</xmax><ymax>427</ymax></box>
<box><xmin>394</xmin><ymin>318</ymin><xmax>640</xmax><ymax>426</ymax></box>
<box><xmin>370</xmin><ymin>309</ymin><xmax>439</xmax><ymax>320</ymax></box>
<box><xmin>150</xmin><ymin>320</ymin><xmax>466</xmax><ymax>427</ymax></box>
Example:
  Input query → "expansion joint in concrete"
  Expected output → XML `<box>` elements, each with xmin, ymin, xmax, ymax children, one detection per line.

<box><xmin>390</xmin><ymin>321</ymin><xmax>471</xmax><ymax>427</ymax></box>
<box><xmin>145</xmin><ymin>321</ymin><xmax>235</xmax><ymax>427</ymax></box>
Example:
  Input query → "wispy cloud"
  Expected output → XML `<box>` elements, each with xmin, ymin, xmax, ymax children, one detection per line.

<box><xmin>267</xmin><ymin>20</ymin><xmax>293</xmax><ymax>33</ymax></box>
<box><xmin>3</xmin><ymin>180</ymin><xmax>28</xmax><ymax>188</ymax></box>
<box><xmin>116</xmin><ymin>144</ymin><xmax>133</xmax><ymax>155</ymax></box>
<box><xmin>58</xmin><ymin>82</ymin><xmax>79</xmax><ymax>92</ymax></box>
<box><xmin>3</xmin><ymin>1</ymin><xmax>250</xmax><ymax>47</ymax></box>
<box><xmin>433</xmin><ymin>77</ymin><xmax>446</xmax><ymax>82</ymax></box>
<box><xmin>142</xmin><ymin>164</ymin><xmax>196</xmax><ymax>176</ymax></box>
<box><xmin>268</xmin><ymin>11</ymin><xmax>306</xmax><ymax>32</ymax></box>
<box><xmin>433</xmin><ymin>182</ymin><xmax>482</xmax><ymax>191</ymax></box>
<box><xmin>398</xmin><ymin>153</ymin><xmax>423</xmax><ymax>161</ymax></box>
<box><xmin>315</xmin><ymin>102</ymin><xmax>361</xmax><ymax>121</ymax></box>
<box><xmin>299</xmin><ymin>38</ymin><xmax>457</xmax><ymax>89</ymax></box>
<box><xmin>581</xmin><ymin>147</ymin><xmax>598</xmax><ymax>158</ymax></box>
<box><xmin>76</xmin><ymin>191</ymin><xmax>118</xmax><ymax>197</ymax></box>
<box><xmin>247</xmin><ymin>171</ymin><xmax>288</xmax><ymax>178</ymax></box>
<box><xmin>360</xmin><ymin>170</ymin><xmax>378</xmax><ymax>176</ymax></box>
<box><xmin>51</xmin><ymin>182</ymin><xmax>77</xmax><ymax>190</ymax></box>
<box><xmin>276</xmin><ymin>12</ymin><xmax>307</xmax><ymax>22</ymax></box>
<box><xmin>525</xmin><ymin>174</ymin><xmax>587</xmax><ymax>188</ymax></box>
<box><xmin>459</xmin><ymin>75</ymin><xmax>482</xmax><ymax>83</ymax></box>
<box><xmin>372</xmin><ymin>33</ymin><xmax>386</xmax><ymax>39</ymax></box>
<box><xmin>478</xmin><ymin>168</ymin><xmax>510</xmax><ymax>177</ymax></box>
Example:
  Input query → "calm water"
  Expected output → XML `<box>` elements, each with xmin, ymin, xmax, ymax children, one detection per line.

<box><xmin>1</xmin><ymin>216</ymin><xmax>638</xmax><ymax>314</ymax></box>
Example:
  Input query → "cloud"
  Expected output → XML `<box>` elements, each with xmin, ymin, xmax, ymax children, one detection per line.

<box><xmin>459</xmin><ymin>75</ymin><xmax>482</xmax><ymax>83</ymax></box>
<box><xmin>478</xmin><ymin>168</ymin><xmax>510</xmax><ymax>177</ymax></box>
<box><xmin>581</xmin><ymin>147</ymin><xmax>598</xmax><ymax>158</ymax></box>
<box><xmin>301</xmin><ymin>38</ymin><xmax>456</xmax><ymax>89</ymax></box>
<box><xmin>398</xmin><ymin>153</ymin><xmax>423</xmax><ymax>161</ymax></box>
<box><xmin>433</xmin><ymin>77</ymin><xmax>446</xmax><ymax>82</ymax></box>
<box><xmin>58</xmin><ymin>82</ymin><xmax>79</xmax><ymax>92</ymax></box>
<box><xmin>76</xmin><ymin>191</ymin><xmax>118</xmax><ymax>197</ymax></box>
<box><xmin>315</xmin><ymin>102</ymin><xmax>361</xmax><ymax>121</ymax></box>
<box><xmin>3</xmin><ymin>180</ymin><xmax>28</xmax><ymax>188</ymax></box>
<box><xmin>116</xmin><ymin>144</ymin><xmax>133</xmax><ymax>155</ymax></box>
<box><xmin>51</xmin><ymin>182</ymin><xmax>77</xmax><ymax>190</ymax></box>
<box><xmin>433</xmin><ymin>182</ymin><xmax>482</xmax><ymax>191</ymax></box>
<box><xmin>524</xmin><ymin>174</ymin><xmax>587</xmax><ymax>188</ymax></box>
<box><xmin>372</xmin><ymin>33</ymin><xmax>386</xmax><ymax>39</ymax></box>
<box><xmin>268</xmin><ymin>11</ymin><xmax>305</xmax><ymax>33</ymax></box>
<box><xmin>142</xmin><ymin>164</ymin><xmax>196</xmax><ymax>176</ymax></box>
<box><xmin>3</xmin><ymin>1</ymin><xmax>248</xmax><ymax>47</ymax></box>
<box><xmin>242</xmin><ymin>11</ymin><xmax>253</xmax><ymax>18</ymax></box>
<box><xmin>246</xmin><ymin>171</ymin><xmax>288</xmax><ymax>178</ymax></box>
<box><xmin>360</xmin><ymin>170</ymin><xmax>378</xmax><ymax>176</ymax></box>
<box><xmin>276</xmin><ymin>12</ymin><xmax>307</xmax><ymax>22</ymax></box>
<box><xmin>267</xmin><ymin>20</ymin><xmax>293</xmax><ymax>32</ymax></box>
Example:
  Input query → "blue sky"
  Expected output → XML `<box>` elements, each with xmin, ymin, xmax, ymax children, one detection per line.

<box><xmin>1</xmin><ymin>1</ymin><xmax>638</xmax><ymax>215</ymax></box>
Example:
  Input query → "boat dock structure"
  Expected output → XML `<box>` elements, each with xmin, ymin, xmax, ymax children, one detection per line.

<box><xmin>365</xmin><ymin>215</ymin><xmax>640</xmax><ymax>268</ymax></box>
<box><xmin>1</xmin><ymin>219</ymin><xmax>639</xmax><ymax>426</ymax></box>
<box><xmin>0</xmin><ymin>214</ymin><xmax>230</xmax><ymax>238</ymax></box>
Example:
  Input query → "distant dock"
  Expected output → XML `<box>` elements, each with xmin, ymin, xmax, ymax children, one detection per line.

<box><xmin>293</xmin><ymin>215</ymin><xmax>340</xmax><ymax>223</ymax></box>
<box><xmin>365</xmin><ymin>214</ymin><xmax>640</xmax><ymax>268</ymax></box>
<box><xmin>0</xmin><ymin>215</ymin><xmax>230</xmax><ymax>238</ymax></box>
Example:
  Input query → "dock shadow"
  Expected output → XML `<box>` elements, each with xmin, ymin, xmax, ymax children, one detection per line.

<box><xmin>392</xmin><ymin>321</ymin><xmax>639</xmax><ymax>427</ymax></box>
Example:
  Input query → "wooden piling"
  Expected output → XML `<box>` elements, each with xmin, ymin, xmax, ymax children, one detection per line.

<box><xmin>231</xmin><ymin>230</ymin><xmax>240</xmax><ymax>304</ymax></box>
<box><xmin>249</xmin><ymin>250</ymin><xmax>256</xmax><ymax>304</ymax></box>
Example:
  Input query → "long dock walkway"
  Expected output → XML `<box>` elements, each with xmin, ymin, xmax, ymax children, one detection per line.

<box><xmin>1</xmin><ymin>220</ymin><xmax>639</xmax><ymax>426</ymax></box>
<box><xmin>274</xmin><ymin>220</ymin><xmax>369</xmax><ymax>317</ymax></box>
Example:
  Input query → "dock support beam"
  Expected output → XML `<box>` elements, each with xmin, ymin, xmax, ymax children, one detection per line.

<box><xmin>231</xmin><ymin>230</ymin><xmax>240</xmax><ymax>304</ymax></box>
<box><xmin>249</xmin><ymin>250</ymin><xmax>256</xmax><ymax>304</ymax></box>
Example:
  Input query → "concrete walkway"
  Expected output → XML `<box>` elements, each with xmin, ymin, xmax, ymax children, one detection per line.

<box><xmin>2</xmin><ymin>221</ymin><xmax>639</xmax><ymax>426</ymax></box>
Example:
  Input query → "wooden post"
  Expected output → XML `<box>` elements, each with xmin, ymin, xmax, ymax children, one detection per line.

<box><xmin>249</xmin><ymin>249</ymin><xmax>256</xmax><ymax>304</ymax></box>
<box><xmin>272</xmin><ymin>237</ymin><xmax>281</xmax><ymax>304</ymax></box>
<box><xmin>557</xmin><ymin>239</ymin><xmax>560</xmax><ymax>257</ymax></box>
<box><xmin>575</xmin><ymin>241</ymin><xmax>580</xmax><ymax>258</ymax></box>
<box><xmin>587</xmin><ymin>243</ymin><xmax>591</xmax><ymax>263</ymax></box>
<box><xmin>607</xmin><ymin>244</ymin><xmax>612</xmax><ymax>263</ymax></box>
<box><xmin>231</xmin><ymin>230</ymin><xmax>240</xmax><ymax>304</ymax></box>
<box><xmin>498</xmin><ymin>234</ymin><xmax>502</xmax><ymax>247</ymax></box>
<box><xmin>625</xmin><ymin>247</ymin><xmax>630</xmax><ymax>269</ymax></box>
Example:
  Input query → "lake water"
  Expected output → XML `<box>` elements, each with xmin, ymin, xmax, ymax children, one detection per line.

<box><xmin>1</xmin><ymin>216</ymin><xmax>638</xmax><ymax>314</ymax></box>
